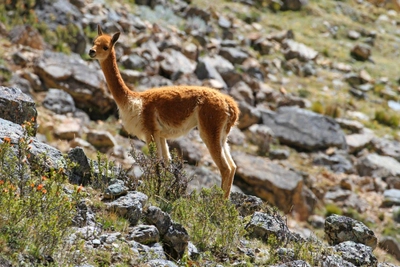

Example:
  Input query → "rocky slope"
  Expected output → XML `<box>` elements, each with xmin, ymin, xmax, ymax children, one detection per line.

<box><xmin>1</xmin><ymin>0</ymin><xmax>400</xmax><ymax>265</ymax></box>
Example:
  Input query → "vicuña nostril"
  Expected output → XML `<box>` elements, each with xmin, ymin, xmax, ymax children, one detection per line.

<box><xmin>89</xmin><ymin>49</ymin><xmax>95</xmax><ymax>55</ymax></box>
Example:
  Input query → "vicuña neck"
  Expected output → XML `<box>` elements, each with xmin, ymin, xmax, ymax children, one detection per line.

<box><xmin>100</xmin><ymin>50</ymin><xmax>135</xmax><ymax>106</ymax></box>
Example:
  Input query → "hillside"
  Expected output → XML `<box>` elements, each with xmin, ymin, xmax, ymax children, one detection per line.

<box><xmin>0</xmin><ymin>0</ymin><xmax>400</xmax><ymax>266</ymax></box>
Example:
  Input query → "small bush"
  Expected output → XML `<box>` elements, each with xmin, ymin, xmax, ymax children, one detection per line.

<box><xmin>311</xmin><ymin>101</ymin><xmax>324</xmax><ymax>114</ymax></box>
<box><xmin>129</xmin><ymin>143</ymin><xmax>191</xmax><ymax>210</ymax></box>
<box><xmin>172</xmin><ymin>186</ymin><xmax>245</xmax><ymax>257</ymax></box>
<box><xmin>325</xmin><ymin>203</ymin><xmax>343</xmax><ymax>217</ymax></box>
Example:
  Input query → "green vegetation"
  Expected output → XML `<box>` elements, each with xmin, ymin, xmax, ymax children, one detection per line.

<box><xmin>375</xmin><ymin>108</ymin><xmax>400</xmax><ymax>128</ymax></box>
<box><xmin>0</xmin><ymin>121</ymin><xmax>84</xmax><ymax>264</ymax></box>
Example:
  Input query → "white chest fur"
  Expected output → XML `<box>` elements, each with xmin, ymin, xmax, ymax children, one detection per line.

<box><xmin>118</xmin><ymin>98</ymin><xmax>145</xmax><ymax>141</ymax></box>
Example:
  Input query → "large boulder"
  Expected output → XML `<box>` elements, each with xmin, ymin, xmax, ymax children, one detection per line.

<box><xmin>261</xmin><ymin>106</ymin><xmax>347</xmax><ymax>151</ymax></box>
<box><xmin>333</xmin><ymin>241</ymin><xmax>377</xmax><ymax>267</ymax></box>
<box><xmin>33</xmin><ymin>50</ymin><xmax>116</xmax><ymax>120</ymax></box>
<box><xmin>233</xmin><ymin>152</ymin><xmax>311</xmax><ymax>219</ymax></box>
<box><xmin>325</xmin><ymin>214</ymin><xmax>377</xmax><ymax>249</ymax></box>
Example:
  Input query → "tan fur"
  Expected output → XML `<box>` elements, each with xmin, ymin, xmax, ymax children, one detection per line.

<box><xmin>89</xmin><ymin>25</ymin><xmax>240</xmax><ymax>198</ymax></box>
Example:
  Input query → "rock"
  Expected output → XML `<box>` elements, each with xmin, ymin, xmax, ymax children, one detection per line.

<box><xmin>137</xmin><ymin>75</ymin><xmax>173</xmax><ymax>91</ymax></box>
<box><xmin>335</xmin><ymin>118</ymin><xmax>364</xmax><ymax>133</ymax></box>
<box><xmin>230</xmin><ymin>81</ymin><xmax>255</xmax><ymax>105</ymax></box>
<box><xmin>86</xmin><ymin>130</ymin><xmax>117</xmax><ymax>149</ymax></box>
<box><xmin>333</xmin><ymin>241</ymin><xmax>377</xmax><ymax>267</ymax></box>
<box><xmin>394</xmin><ymin>206</ymin><xmax>400</xmax><ymax>222</ymax></box>
<box><xmin>273</xmin><ymin>260</ymin><xmax>311</xmax><ymax>267</ymax></box>
<box><xmin>182</xmin><ymin>42</ymin><xmax>198</xmax><ymax>61</ymax></box>
<box><xmin>129</xmin><ymin>241</ymin><xmax>166</xmax><ymax>261</ymax></box>
<box><xmin>106</xmin><ymin>191</ymin><xmax>148</xmax><ymax>226</ymax></box>
<box><xmin>245</xmin><ymin>124</ymin><xmax>274</xmax><ymax>155</ymax></box>
<box><xmin>379</xmin><ymin>236</ymin><xmax>400</xmax><ymax>261</ymax></box>
<box><xmin>229</xmin><ymin>192</ymin><xmax>263</xmax><ymax>217</ymax></box>
<box><xmin>103</xmin><ymin>179</ymin><xmax>129</xmax><ymax>199</ymax></box>
<box><xmin>246</xmin><ymin>212</ymin><xmax>301</xmax><ymax>242</ymax></box>
<box><xmin>350</xmin><ymin>44</ymin><xmax>372</xmax><ymax>61</ymax></box>
<box><xmin>195</xmin><ymin>58</ymin><xmax>227</xmax><ymax>89</ymax></box>
<box><xmin>121</xmin><ymin>54</ymin><xmax>146</xmax><ymax>70</ymax></box>
<box><xmin>233</xmin><ymin>152</ymin><xmax>310</xmax><ymax>219</ymax></box>
<box><xmin>348</xmin><ymin>30</ymin><xmax>361</xmax><ymax>40</ymax></box>
<box><xmin>0</xmin><ymin>118</ymin><xmax>64</xmax><ymax>170</ymax></box>
<box><xmin>281</xmin><ymin>0</ymin><xmax>308</xmax><ymax>11</ymax></box>
<box><xmin>127</xmin><ymin>225</ymin><xmax>160</xmax><ymax>245</ymax></box>
<box><xmin>345</xmin><ymin>131</ymin><xmax>374</xmax><ymax>154</ymax></box>
<box><xmin>146</xmin><ymin>259</ymin><xmax>179</xmax><ymax>267</ymax></box>
<box><xmin>319</xmin><ymin>254</ymin><xmax>356</xmax><ymax>267</ymax></box>
<box><xmin>371</xmin><ymin>137</ymin><xmax>400</xmax><ymax>162</ymax></box>
<box><xmin>0</xmin><ymin>86</ymin><xmax>37</xmax><ymax>130</ymax></box>
<box><xmin>73</xmin><ymin>200</ymin><xmax>96</xmax><ymax>227</ymax></box>
<box><xmin>219</xmin><ymin>47</ymin><xmax>249</xmax><ymax>65</ymax></box>
<box><xmin>144</xmin><ymin>206</ymin><xmax>172</xmax><ymax>236</ymax></box>
<box><xmin>253</xmin><ymin>37</ymin><xmax>274</xmax><ymax>55</ymax></box>
<box><xmin>20</xmin><ymin>71</ymin><xmax>44</xmax><ymax>92</ymax></box>
<box><xmin>67</xmin><ymin>147</ymin><xmax>92</xmax><ymax>185</ymax></box>
<box><xmin>8</xmin><ymin>25</ymin><xmax>46</xmax><ymax>50</ymax></box>
<box><xmin>282</xmin><ymin>39</ymin><xmax>318</xmax><ymax>62</ymax></box>
<box><xmin>43</xmin><ymin>88</ymin><xmax>76</xmax><ymax>114</ymax></box>
<box><xmin>308</xmin><ymin>215</ymin><xmax>325</xmax><ymax>229</ymax></box>
<box><xmin>33</xmin><ymin>50</ymin><xmax>116</xmax><ymax>120</ymax></box>
<box><xmin>269</xmin><ymin>149</ymin><xmax>290</xmax><ymax>160</ymax></box>
<box><xmin>163</xmin><ymin>222</ymin><xmax>189</xmax><ymax>260</ymax></box>
<box><xmin>54</xmin><ymin>116</ymin><xmax>82</xmax><ymax>140</ymax></box>
<box><xmin>121</xmin><ymin>69</ymin><xmax>145</xmax><ymax>84</ymax></box>
<box><xmin>160</xmin><ymin>49</ymin><xmax>197</xmax><ymax>78</ymax></box>
<box><xmin>382</xmin><ymin>189</ymin><xmax>400</xmax><ymax>207</ymax></box>
<box><xmin>261</xmin><ymin>106</ymin><xmax>347</xmax><ymax>151</ymax></box>
<box><xmin>313</xmin><ymin>151</ymin><xmax>354</xmax><ymax>174</ymax></box>
<box><xmin>168</xmin><ymin>136</ymin><xmax>203</xmax><ymax>165</ymax></box>
<box><xmin>357</xmin><ymin>153</ymin><xmax>400</xmax><ymax>179</ymax></box>
<box><xmin>237</xmin><ymin>101</ymin><xmax>261</xmax><ymax>130</ymax></box>
<box><xmin>325</xmin><ymin>214</ymin><xmax>377</xmax><ymax>249</ymax></box>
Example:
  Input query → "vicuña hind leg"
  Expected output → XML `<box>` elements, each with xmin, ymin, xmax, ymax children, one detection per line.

<box><xmin>199</xmin><ymin>129</ymin><xmax>233</xmax><ymax>199</ymax></box>
<box><xmin>222</xmin><ymin>141</ymin><xmax>236</xmax><ymax>197</ymax></box>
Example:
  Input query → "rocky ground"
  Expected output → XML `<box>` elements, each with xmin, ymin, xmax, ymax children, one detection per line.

<box><xmin>1</xmin><ymin>0</ymin><xmax>400</xmax><ymax>266</ymax></box>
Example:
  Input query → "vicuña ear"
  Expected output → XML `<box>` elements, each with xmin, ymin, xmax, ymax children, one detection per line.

<box><xmin>111</xmin><ymin>32</ymin><xmax>120</xmax><ymax>46</ymax></box>
<box><xmin>97</xmin><ymin>25</ymin><xmax>103</xmax><ymax>36</ymax></box>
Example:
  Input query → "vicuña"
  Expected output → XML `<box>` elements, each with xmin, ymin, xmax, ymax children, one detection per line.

<box><xmin>89</xmin><ymin>25</ymin><xmax>240</xmax><ymax>198</ymax></box>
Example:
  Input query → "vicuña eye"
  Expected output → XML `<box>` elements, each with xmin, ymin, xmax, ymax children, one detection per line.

<box><xmin>103</xmin><ymin>46</ymin><xmax>108</xmax><ymax>51</ymax></box>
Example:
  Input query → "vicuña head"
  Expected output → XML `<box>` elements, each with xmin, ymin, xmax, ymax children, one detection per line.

<box><xmin>89</xmin><ymin>25</ymin><xmax>240</xmax><ymax>198</ymax></box>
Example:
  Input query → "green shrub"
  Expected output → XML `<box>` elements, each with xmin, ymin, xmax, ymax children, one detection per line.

<box><xmin>172</xmin><ymin>186</ymin><xmax>245</xmax><ymax>257</ymax></box>
<box><xmin>0</xmin><ymin>122</ymin><xmax>83</xmax><ymax>263</ymax></box>
<box><xmin>311</xmin><ymin>101</ymin><xmax>324</xmax><ymax>114</ymax></box>
<box><xmin>375</xmin><ymin>109</ymin><xmax>400</xmax><ymax>128</ymax></box>
<box><xmin>325</xmin><ymin>203</ymin><xmax>343</xmax><ymax>217</ymax></box>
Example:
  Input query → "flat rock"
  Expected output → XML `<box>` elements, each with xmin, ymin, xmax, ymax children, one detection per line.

<box><xmin>282</xmin><ymin>39</ymin><xmax>318</xmax><ymax>62</ymax></box>
<box><xmin>43</xmin><ymin>88</ymin><xmax>76</xmax><ymax>114</ymax></box>
<box><xmin>371</xmin><ymin>137</ymin><xmax>400</xmax><ymax>162</ymax></box>
<box><xmin>345</xmin><ymin>131</ymin><xmax>374</xmax><ymax>154</ymax></box>
<box><xmin>357</xmin><ymin>153</ymin><xmax>400</xmax><ymax>179</ymax></box>
<box><xmin>382</xmin><ymin>189</ymin><xmax>400</xmax><ymax>207</ymax></box>
<box><xmin>379</xmin><ymin>236</ymin><xmax>400</xmax><ymax>261</ymax></box>
<box><xmin>261</xmin><ymin>106</ymin><xmax>347</xmax><ymax>151</ymax></box>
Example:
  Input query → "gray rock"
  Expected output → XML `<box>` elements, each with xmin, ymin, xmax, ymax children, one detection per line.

<box><xmin>237</xmin><ymin>101</ymin><xmax>261</xmax><ymax>130</ymax></box>
<box><xmin>73</xmin><ymin>199</ymin><xmax>96</xmax><ymax>227</ymax></box>
<box><xmin>106</xmin><ymin>191</ymin><xmax>148</xmax><ymax>225</ymax></box>
<box><xmin>33</xmin><ymin>50</ymin><xmax>116</xmax><ymax>120</ymax></box>
<box><xmin>282</xmin><ymin>39</ymin><xmax>318</xmax><ymax>62</ymax></box>
<box><xmin>121</xmin><ymin>54</ymin><xmax>146</xmax><ymax>70</ymax></box>
<box><xmin>229</xmin><ymin>192</ymin><xmax>263</xmax><ymax>217</ymax></box>
<box><xmin>9</xmin><ymin>25</ymin><xmax>46</xmax><ymax>50</ymax></box>
<box><xmin>348</xmin><ymin>30</ymin><xmax>361</xmax><ymax>40</ymax></box>
<box><xmin>168</xmin><ymin>136</ymin><xmax>204</xmax><ymax>165</ymax></box>
<box><xmin>281</xmin><ymin>0</ymin><xmax>308</xmax><ymax>11</ymax></box>
<box><xmin>335</xmin><ymin>118</ymin><xmax>364</xmax><ymax>133</ymax></box>
<box><xmin>127</xmin><ymin>225</ymin><xmax>160</xmax><ymax>245</ymax></box>
<box><xmin>230</xmin><ymin>81</ymin><xmax>255</xmax><ymax>105</ymax></box>
<box><xmin>394</xmin><ymin>206</ymin><xmax>400</xmax><ymax>223</ymax></box>
<box><xmin>163</xmin><ymin>222</ymin><xmax>189</xmax><ymax>260</ymax></box>
<box><xmin>67</xmin><ymin>147</ymin><xmax>92</xmax><ymax>185</ymax></box>
<box><xmin>313</xmin><ymin>151</ymin><xmax>354</xmax><ymax>174</ymax></box>
<box><xmin>146</xmin><ymin>259</ymin><xmax>179</xmax><ymax>267</ymax></box>
<box><xmin>137</xmin><ymin>75</ymin><xmax>173</xmax><ymax>91</ymax></box>
<box><xmin>129</xmin><ymin>241</ymin><xmax>166</xmax><ymax>261</ymax></box>
<box><xmin>379</xmin><ymin>236</ymin><xmax>400</xmax><ymax>261</ymax></box>
<box><xmin>269</xmin><ymin>149</ymin><xmax>290</xmax><ymax>160</ymax></box>
<box><xmin>357</xmin><ymin>153</ymin><xmax>400</xmax><ymax>179</ymax></box>
<box><xmin>160</xmin><ymin>49</ymin><xmax>196</xmax><ymax>78</ymax></box>
<box><xmin>371</xmin><ymin>137</ymin><xmax>400</xmax><ymax>162</ymax></box>
<box><xmin>345</xmin><ymin>131</ymin><xmax>374</xmax><ymax>154</ymax></box>
<box><xmin>233</xmin><ymin>151</ymin><xmax>309</xmax><ymax>218</ymax></box>
<box><xmin>219</xmin><ymin>47</ymin><xmax>249</xmax><ymax>65</ymax></box>
<box><xmin>144</xmin><ymin>206</ymin><xmax>172</xmax><ymax>236</ymax></box>
<box><xmin>261</xmin><ymin>106</ymin><xmax>347</xmax><ymax>151</ymax></box>
<box><xmin>275</xmin><ymin>260</ymin><xmax>311</xmax><ymax>267</ymax></box>
<box><xmin>104</xmin><ymin>180</ymin><xmax>129</xmax><ymax>199</ymax></box>
<box><xmin>382</xmin><ymin>189</ymin><xmax>400</xmax><ymax>207</ymax></box>
<box><xmin>246</xmin><ymin>212</ymin><xmax>300</xmax><ymax>242</ymax></box>
<box><xmin>0</xmin><ymin>86</ymin><xmax>37</xmax><ymax>129</ymax></box>
<box><xmin>320</xmin><ymin>254</ymin><xmax>356</xmax><ymax>267</ymax></box>
<box><xmin>43</xmin><ymin>88</ymin><xmax>76</xmax><ymax>114</ymax></box>
<box><xmin>333</xmin><ymin>241</ymin><xmax>377</xmax><ymax>267</ymax></box>
<box><xmin>54</xmin><ymin>117</ymin><xmax>82</xmax><ymax>140</ymax></box>
<box><xmin>195</xmin><ymin>58</ymin><xmax>227</xmax><ymax>89</ymax></box>
<box><xmin>325</xmin><ymin>214</ymin><xmax>377</xmax><ymax>249</ymax></box>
